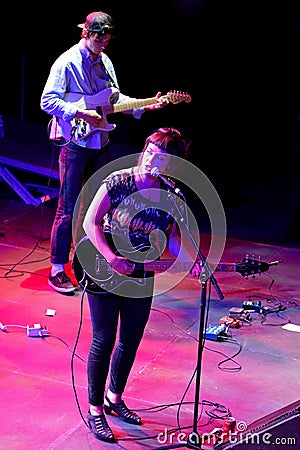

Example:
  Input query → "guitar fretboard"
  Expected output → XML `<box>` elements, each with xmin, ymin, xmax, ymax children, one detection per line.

<box><xmin>103</xmin><ymin>96</ymin><xmax>162</xmax><ymax>114</ymax></box>
<box><xmin>143</xmin><ymin>260</ymin><xmax>236</xmax><ymax>273</ymax></box>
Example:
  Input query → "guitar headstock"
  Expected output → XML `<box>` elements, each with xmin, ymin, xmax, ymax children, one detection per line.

<box><xmin>167</xmin><ymin>91</ymin><xmax>192</xmax><ymax>104</ymax></box>
<box><xmin>236</xmin><ymin>255</ymin><xmax>282</xmax><ymax>278</ymax></box>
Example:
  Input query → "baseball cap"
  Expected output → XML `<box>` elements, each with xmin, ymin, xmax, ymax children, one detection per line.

<box><xmin>77</xmin><ymin>11</ymin><xmax>115</xmax><ymax>35</ymax></box>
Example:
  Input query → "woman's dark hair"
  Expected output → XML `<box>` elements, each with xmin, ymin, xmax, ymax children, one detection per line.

<box><xmin>142</xmin><ymin>127</ymin><xmax>190</xmax><ymax>159</ymax></box>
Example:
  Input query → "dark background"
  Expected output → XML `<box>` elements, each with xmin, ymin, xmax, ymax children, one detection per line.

<box><xmin>1</xmin><ymin>1</ymin><xmax>300</xmax><ymax>241</ymax></box>
<box><xmin>2</xmin><ymin>1</ymin><xmax>300</xmax><ymax>161</ymax></box>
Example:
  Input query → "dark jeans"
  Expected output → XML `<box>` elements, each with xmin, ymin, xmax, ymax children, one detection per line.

<box><xmin>50</xmin><ymin>140</ymin><xmax>109</xmax><ymax>264</ymax></box>
<box><xmin>87</xmin><ymin>290</ymin><xmax>153</xmax><ymax>406</ymax></box>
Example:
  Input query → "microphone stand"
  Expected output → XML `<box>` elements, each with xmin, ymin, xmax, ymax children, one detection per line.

<box><xmin>156</xmin><ymin>188</ymin><xmax>224</xmax><ymax>449</ymax></box>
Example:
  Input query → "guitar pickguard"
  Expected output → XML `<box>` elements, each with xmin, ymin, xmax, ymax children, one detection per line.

<box><xmin>61</xmin><ymin>87</ymin><xmax>119</xmax><ymax>142</ymax></box>
<box><xmin>72</xmin><ymin>236</ymin><xmax>152</xmax><ymax>296</ymax></box>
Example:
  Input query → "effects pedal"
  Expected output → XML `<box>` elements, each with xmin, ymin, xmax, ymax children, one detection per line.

<box><xmin>219</xmin><ymin>316</ymin><xmax>240</xmax><ymax>328</ymax></box>
<box><xmin>229</xmin><ymin>307</ymin><xmax>252</xmax><ymax>322</ymax></box>
<box><xmin>205</xmin><ymin>324</ymin><xmax>227</xmax><ymax>341</ymax></box>
<box><xmin>229</xmin><ymin>307</ymin><xmax>244</xmax><ymax>316</ymax></box>
<box><xmin>242</xmin><ymin>300</ymin><xmax>262</xmax><ymax>312</ymax></box>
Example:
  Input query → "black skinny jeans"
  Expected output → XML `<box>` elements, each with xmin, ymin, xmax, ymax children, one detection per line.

<box><xmin>50</xmin><ymin>140</ymin><xmax>109</xmax><ymax>264</ymax></box>
<box><xmin>87</xmin><ymin>290</ymin><xmax>153</xmax><ymax>406</ymax></box>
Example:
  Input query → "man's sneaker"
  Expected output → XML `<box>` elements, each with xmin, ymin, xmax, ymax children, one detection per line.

<box><xmin>48</xmin><ymin>271</ymin><xmax>75</xmax><ymax>293</ymax></box>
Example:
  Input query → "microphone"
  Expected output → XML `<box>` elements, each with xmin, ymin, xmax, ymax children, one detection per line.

<box><xmin>150</xmin><ymin>167</ymin><xmax>183</xmax><ymax>196</ymax></box>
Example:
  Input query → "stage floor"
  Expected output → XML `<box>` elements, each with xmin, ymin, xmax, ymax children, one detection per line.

<box><xmin>1</xmin><ymin>119</ymin><xmax>300</xmax><ymax>449</ymax></box>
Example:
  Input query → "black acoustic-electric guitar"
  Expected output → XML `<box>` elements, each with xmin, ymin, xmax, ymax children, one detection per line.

<box><xmin>72</xmin><ymin>236</ymin><xmax>282</xmax><ymax>295</ymax></box>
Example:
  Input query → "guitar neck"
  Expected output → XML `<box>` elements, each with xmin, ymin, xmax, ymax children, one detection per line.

<box><xmin>144</xmin><ymin>260</ymin><xmax>237</xmax><ymax>273</ymax></box>
<box><xmin>103</xmin><ymin>96</ymin><xmax>165</xmax><ymax>114</ymax></box>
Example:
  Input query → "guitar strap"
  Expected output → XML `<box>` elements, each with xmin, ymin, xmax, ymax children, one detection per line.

<box><xmin>99</xmin><ymin>58</ymin><xmax>117</xmax><ymax>88</ymax></box>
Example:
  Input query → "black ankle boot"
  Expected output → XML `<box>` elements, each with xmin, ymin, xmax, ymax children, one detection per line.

<box><xmin>87</xmin><ymin>411</ymin><xmax>115</xmax><ymax>442</ymax></box>
<box><xmin>104</xmin><ymin>395</ymin><xmax>142</xmax><ymax>425</ymax></box>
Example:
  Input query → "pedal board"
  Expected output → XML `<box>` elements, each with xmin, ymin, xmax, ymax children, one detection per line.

<box><xmin>204</xmin><ymin>324</ymin><xmax>227</xmax><ymax>341</ymax></box>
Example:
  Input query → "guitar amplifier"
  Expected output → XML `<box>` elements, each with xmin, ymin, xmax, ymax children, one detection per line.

<box><xmin>213</xmin><ymin>399</ymin><xmax>300</xmax><ymax>449</ymax></box>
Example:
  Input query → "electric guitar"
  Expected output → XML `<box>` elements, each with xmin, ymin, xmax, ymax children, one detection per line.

<box><xmin>62</xmin><ymin>87</ymin><xmax>192</xmax><ymax>143</ymax></box>
<box><xmin>72</xmin><ymin>236</ymin><xmax>282</xmax><ymax>295</ymax></box>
